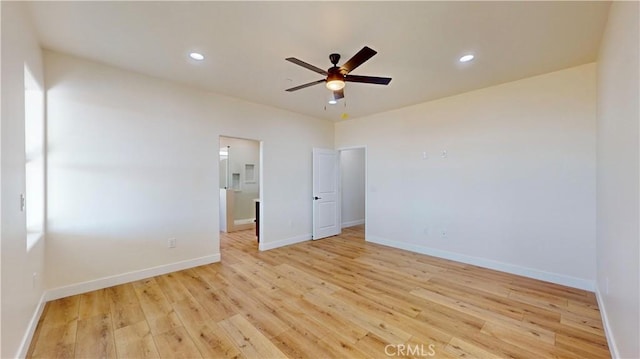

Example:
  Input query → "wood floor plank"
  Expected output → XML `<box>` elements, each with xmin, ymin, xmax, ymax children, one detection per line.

<box><xmin>410</xmin><ymin>287</ymin><xmax>556</xmax><ymax>344</ymax></box>
<box><xmin>190</xmin><ymin>288</ymin><xmax>239</xmax><ymax>322</ymax></box>
<box><xmin>27</xmin><ymin>225</ymin><xmax>610</xmax><ymax>358</ymax></box>
<box><xmin>40</xmin><ymin>295</ymin><xmax>80</xmax><ymax>327</ymax></box>
<box><xmin>110</xmin><ymin>301</ymin><xmax>146</xmax><ymax>330</ymax></box>
<box><xmin>412</xmin><ymin>299</ymin><xmax>486</xmax><ymax>339</ymax></box>
<box><xmin>219</xmin><ymin>314</ymin><xmax>288</xmax><ymax>359</ymax></box>
<box><xmin>364</xmin><ymin>333</ymin><xmax>396</xmax><ymax>357</ymax></box>
<box><xmin>113</xmin><ymin>320</ymin><xmax>160</xmax><ymax>359</ymax></box>
<box><xmin>146</xmin><ymin>310</ymin><xmax>183</xmax><ymax>336</ymax></box>
<box><xmin>172</xmin><ymin>296</ymin><xmax>212</xmax><ymax>332</ymax></box>
<box><xmin>183</xmin><ymin>322</ymin><xmax>243</xmax><ymax>359</ymax></box>
<box><xmin>332</xmin><ymin>287</ymin><xmax>441</xmax><ymax>337</ymax></box>
<box><xmin>555</xmin><ymin>332</ymin><xmax>612</xmax><ymax>358</ymax></box>
<box><xmin>347</xmin><ymin>285</ymin><xmax>424</xmax><ymax>318</ymax></box>
<box><xmin>423</xmin><ymin>279</ymin><xmax>526</xmax><ymax>321</ymax></box>
<box><xmin>273</xmin><ymin>262</ymin><xmax>341</xmax><ymax>294</ymax></box>
<box><xmin>566</xmin><ymin>298</ymin><xmax>602</xmax><ymax>318</ymax></box>
<box><xmin>155</xmin><ymin>272</ymin><xmax>194</xmax><ymax>304</ymax></box>
<box><xmin>29</xmin><ymin>320</ymin><xmax>77</xmax><ymax>359</ymax></box>
<box><xmin>221</xmin><ymin>286</ymin><xmax>290</xmax><ymax>339</ymax></box>
<box><xmin>74</xmin><ymin>313</ymin><xmax>116</xmax><ymax>359</ymax></box>
<box><xmin>445</xmin><ymin>336</ymin><xmax>504</xmax><ymax>359</ymax></box>
<box><xmin>152</xmin><ymin>326</ymin><xmax>203</xmax><ymax>359</ymax></box>
<box><xmin>480</xmin><ymin>321</ymin><xmax>589</xmax><ymax>359</ymax></box>
<box><xmin>303</xmin><ymin>289</ymin><xmax>413</xmax><ymax>344</ymax></box>
<box><xmin>272</xmin><ymin>328</ymin><xmax>334</xmax><ymax>359</ymax></box>
<box><xmin>560</xmin><ymin>310</ymin><xmax>606</xmax><ymax>335</ymax></box>
<box><xmin>106</xmin><ymin>283</ymin><xmax>140</xmax><ymax>307</ymax></box>
<box><xmin>522</xmin><ymin>311</ymin><xmax>609</xmax><ymax>348</ymax></box>
<box><xmin>430</xmin><ymin>270</ymin><xmax>512</xmax><ymax>298</ymax></box>
<box><xmin>508</xmin><ymin>285</ymin><xmax>570</xmax><ymax>310</ymax></box>
<box><xmin>78</xmin><ymin>289</ymin><xmax>111</xmax><ymax>319</ymax></box>
<box><xmin>107</xmin><ymin>282</ymin><xmax>147</xmax><ymax>330</ymax></box>
<box><xmin>285</xmin><ymin>297</ymin><xmax>369</xmax><ymax>345</ymax></box>
<box><xmin>454</xmin><ymin>330</ymin><xmax>542</xmax><ymax>359</ymax></box>
<box><xmin>190</xmin><ymin>264</ymin><xmax>228</xmax><ymax>292</ymax></box>
<box><xmin>132</xmin><ymin>278</ymin><xmax>173</xmax><ymax>320</ymax></box>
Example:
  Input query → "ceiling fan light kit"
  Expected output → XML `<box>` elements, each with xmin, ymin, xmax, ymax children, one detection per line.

<box><xmin>285</xmin><ymin>46</ymin><xmax>391</xmax><ymax>104</ymax></box>
<box><xmin>326</xmin><ymin>72</ymin><xmax>345</xmax><ymax>91</ymax></box>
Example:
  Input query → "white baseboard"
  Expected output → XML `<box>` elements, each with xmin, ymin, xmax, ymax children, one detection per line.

<box><xmin>259</xmin><ymin>233</ymin><xmax>311</xmax><ymax>251</ymax></box>
<box><xmin>595</xmin><ymin>287</ymin><xmax>620</xmax><ymax>358</ymax></box>
<box><xmin>16</xmin><ymin>293</ymin><xmax>47</xmax><ymax>358</ymax></box>
<box><xmin>342</xmin><ymin>219</ymin><xmax>365</xmax><ymax>228</ymax></box>
<box><xmin>45</xmin><ymin>254</ymin><xmax>221</xmax><ymax>301</ymax></box>
<box><xmin>366</xmin><ymin>236</ymin><xmax>595</xmax><ymax>291</ymax></box>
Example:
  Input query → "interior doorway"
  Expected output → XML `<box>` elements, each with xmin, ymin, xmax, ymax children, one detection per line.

<box><xmin>219</xmin><ymin>136</ymin><xmax>261</xmax><ymax>247</ymax></box>
<box><xmin>339</xmin><ymin>147</ymin><xmax>366</xmax><ymax>234</ymax></box>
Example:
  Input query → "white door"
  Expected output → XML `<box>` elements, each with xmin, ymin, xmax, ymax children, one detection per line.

<box><xmin>312</xmin><ymin>148</ymin><xmax>341</xmax><ymax>240</ymax></box>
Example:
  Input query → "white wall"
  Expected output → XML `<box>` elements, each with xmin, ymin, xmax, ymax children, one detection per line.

<box><xmin>596</xmin><ymin>2</ymin><xmax>640</xmax><ymax>358</ymax></box>
<box><xmin>336</xmin><ymin>64</ymin><xmax>597</xmax><ymax>289</ymax></box>
<box><xmin>1</xmin><ymin>2</ymin><xmax>47</xmax><ymax>358</ymax></box>
<box><xmin>340</xmin><ymin>148</ymin><xmax>365</xmax><ymax>227</ymax></box>
<box><xmin>44</xmin><ymin>51</ymin><xmax>333</xmax><ymax>291</ymax></box>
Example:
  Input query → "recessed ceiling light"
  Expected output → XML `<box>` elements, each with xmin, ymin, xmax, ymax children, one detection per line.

<box><xmin>189</xmin><ymin>52</ymin><xmax>205</xmax><ymax>61</ymax></box>
<box><xmin>459</xmin><ymin>54</ymin><xmax>474</xmax><ymax>63</ymax></box>
<box><xmin>328</xmin><ymin>99</ymin><xmax>337</xmax><ymax>105</ymax></box>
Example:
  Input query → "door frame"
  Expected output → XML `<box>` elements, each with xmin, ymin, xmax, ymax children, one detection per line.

<box><xmin>337</xmin><ymin>145</ymin><xmax>367</xmax><ymax>240</ymax></box>
<box><xmin>218</xmin><ymin>135</ymin><xmax>264</xmax><ymax>249</ymax></box>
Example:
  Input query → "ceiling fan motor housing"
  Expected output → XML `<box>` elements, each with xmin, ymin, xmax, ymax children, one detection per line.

<box><xmin>329</xmin><ymin>53</ymin><xmax>341</xmax><ymax>65</ymax></box>
<box><xmin>327</xmin><ymin>68</ymin><xmax>344</xmax><ymax>80</ymax></box>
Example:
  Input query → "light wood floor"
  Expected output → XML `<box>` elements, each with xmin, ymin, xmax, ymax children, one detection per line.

<box><xmin>27</xmin><ymin>225</ymin><xmax>610</xmax><ymax>358</ymax></box>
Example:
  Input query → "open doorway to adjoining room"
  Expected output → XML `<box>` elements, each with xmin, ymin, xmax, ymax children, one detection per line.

<box><xmin>219</xmin><ymin>136</ymin><xmax>261</xmax><ymax>249</ymax></box>
<box><xmin>339</xmin><ymin>147</ymin><xmax>366</xmax><ymax>236</ymax></box>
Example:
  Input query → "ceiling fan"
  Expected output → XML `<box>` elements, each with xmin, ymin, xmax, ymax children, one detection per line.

<box><xmin>285</xmin><ymin>46</ymin><xmax>392</xmax><ymax>101</ymax></box>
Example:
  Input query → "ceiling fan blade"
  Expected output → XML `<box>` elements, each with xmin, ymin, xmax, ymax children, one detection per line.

<box><xmin>285</xmin><ymin>79</ymin><xmax>325</xmax><ymax>92</ymax></box>
<box><xmin>285</xmin><ymin>57</ymin><xmax>328</xmax><ymax>75</ymax></box>
<box><xmin>345</xmin><ymin>74</ymin><xmax>392</xmax><ymax>85</ymax></box>
<box><xmin>340</xmin><ymin>46</ymin><xmax>377</xmax><ymax>74</ymax></box>
<box><xmin>333</xmin><ymin>89</ymin><xmax>344</xmax><ymax>100</ymax></box>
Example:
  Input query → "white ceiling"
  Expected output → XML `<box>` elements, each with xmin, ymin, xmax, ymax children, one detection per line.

<box><xmin>27</xmin><ymin>1</ymin><xmax>610</xmax><ymax>121</ymax></box>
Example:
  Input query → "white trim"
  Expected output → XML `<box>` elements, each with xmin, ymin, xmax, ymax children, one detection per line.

<box><xmin>45</xmin><ymin>254</ymin><xmax>220</xmax><ymax>301</ymax></box>
<box><xmin>26</xmin><ymin>232</ymin><xmax>44</xmax><ymax>252</ymax></box>
<box><xmin>16</xmin><ymin>293</ymin><xmax>47</xmax><ymax>359</ymax></box>
<box><xmin>259</xmin><ymin>233</ymin><xmax>311</xmax><ymax>251</ymax></box>
<box><xmin>366</xmin><ymin>236</ymin><xmax>595</xmax><ymax>291</ymax></box>
<box><xmin>342</xmin><ymin>219</ymin><xmax>365</xmax><ymax>228</ymax></box>
<box><xmin>595</xmin><ymin>287</ymin><xmax>620</xmax><ymax>359</ymax></box>
<box><xmin>337</xmin><ymin>145</ymin><xmax>367</xmax><ymax>151</ymax></box>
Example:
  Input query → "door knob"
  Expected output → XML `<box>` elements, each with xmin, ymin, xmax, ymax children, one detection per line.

<box><xmin>314</xmin><ymin>196</ymin><xmax>322</xmax><ymax>200</ymax></box>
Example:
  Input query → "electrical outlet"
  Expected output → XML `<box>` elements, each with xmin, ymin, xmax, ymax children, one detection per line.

<box><xmin>168</xmin><ymin>238</ymin><xmax>176</xmax><ymax>248</ymax></box>
<box><xmin>422</xmin><ymin>151</ymin><xmax>428</xmax><ymax>160</ymax></box>
<box><xmin>441</xmin><ymin>150</ymin><xmax>448</xmax><ymax>158</ymax></box>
